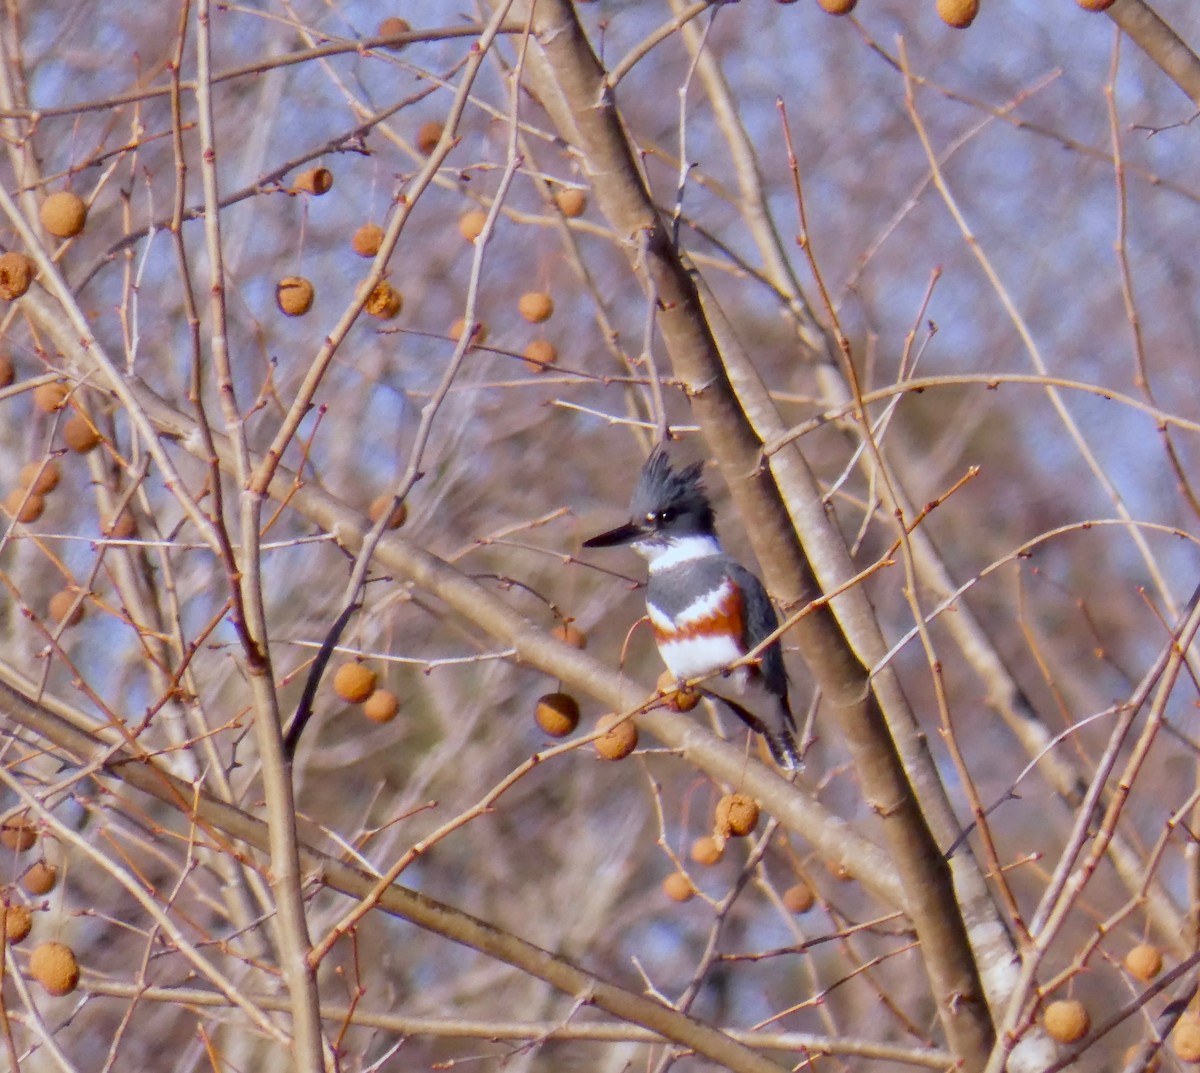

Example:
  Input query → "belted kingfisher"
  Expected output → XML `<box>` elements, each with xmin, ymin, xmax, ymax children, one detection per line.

<box><xmin>583</xmin><ymin>448</ymin><xmax>800</xmax><ymax>770</ymax></box>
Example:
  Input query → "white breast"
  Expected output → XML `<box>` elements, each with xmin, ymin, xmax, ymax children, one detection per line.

<box><xmin>658</xmin><ymin>632</ymin><xmax>746</xmax><ymax>684</ymax></box>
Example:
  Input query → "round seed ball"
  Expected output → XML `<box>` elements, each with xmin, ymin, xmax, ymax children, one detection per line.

<box><xmin>0</xmin><ymin>816</ymin><xmax>36</xmax><ymax>852</ymax></box>
<box><xmin>19</xmin><ymin>461</ymin><xmax>60</xmax><ymax>495</ymax></box>
<box><xmin>594</xmin><ymin>713</ymin><xmax>637</xmax><ymax>760</ymax></box>
<box><xmin>104</xmin><ymin>511</ymin><xmax>137</xmax><ymax>540</ymax></box>
<box><xmin>690</xmin><ymin>836</ymin><xmax>723</xmax><ymax>866</ymax></box>
<box><xmin>1175</xmin><ymin>1018</ymin><xmax>1200</xmax><ymax>1063</ymax></box>
<box><xmin>523</xmin><ymin>339</ymin><xmax>558</xmax><ymax>373</ymax></box>
<box><xmin>20</xmin><ymin>861</ymin><xmax>58</xmax><ymax>896</ymax></box>
<box><xmin>3</xmin><ymin>904</ymin><xmax>31</xmax><ymax>943</ymax></box>
<box><xmin>555</xmin><ymin>188</ymin><xmax>587</xmax><ymax>218</ymax></box>
<box><xmin>936</xmin><ymin>0</ymin><xmax>978</xmax><ymax>27</ymax></box>
<box><xmin>551</xmin><ymin>622</ymin><xmax>586</xmax><ymax>649</ymax></box>
<box><xmin>369</xmin><ymin>494</ymin><xmax>407</xmax><ymax>530</ymax></box>
<box><xmin>33</xmin><ymin>381</ymin><xmax>70</xmax><ymax>413</ymax></box>
<box><xmin>657</xmin><ymin>669</ymin><xmax>701</xmax><ymax>712</ymax></box>
<box><xmin>0</xmin><ymin>251</ymin><xmax>34</xmax><ymax>299</ymax></box>
<box><xmin>30</xmin><ymin>941</ymin><xmax>79</xmax><ymax>996</ymax></box>
<box><xmin>1124</xmin><ymin>944</ymin><xmax>1163</xmax><ymax>982</ymax></box>
<box><xmin>1076</xmin><ymin>0</ymin><xmax>1115</xmax><ymax>8</ymax></box>
<box><xmin>41</xmin><ymin>191</ymin><xmax>88</xmax><ymax>238</ymax></box>
<box><xmin>716</xmin><ymin>793</ymin><xmax>760</xmax><ymax>838</ymax></box>
<box><xmin>518</xmin><ymin>291</ymin><xmax>554</xmax><ymax>324</ymax></box>
<box><xmin>294</xmin><ymin>167</ymin><xmax>333</xmax><ymax>195</ymax></box>
<box><xmin>825</xmin><ymin>858</ymin><xmax>855</xmax><ymax>882</ymax></box>
<box><xmin>0</xmin><ymin>354</ymin><xmax>13</xmax><ymax>387</ymax></box>
<box><xmin>535</xmin><ymin>692</ymin><xmax>580</xmax><ymax>737</ymax></box>
<box><xmin>378</xmin><ymin>17</ymin><xmax>411</xmax><ymax>49</ymax></box>
<box><xmin>417</xmin><ymin>121</ymin><xmax>444</xmax><ymax>155</ymax></box>
<box><xmin>662</xmin><ymin>871</ymin><xmax>695</xmax><ymax>902</ymax></box>
<box><xmin>816</xmin><ymin>0</ymin><xmax>856</xmax><ymax>10</ymax></box>
<box><xmin>1125</xmin><ymin>1044</ymin><xmax>1162</xmax><ymax>1073</ymax></box>
<box><xmin>277</xmin><ymin>276</ymin><xmax>314</xmax><ymax>317</ymax></box>
<box><xmin>365</xmin><ymin>281</ymin><xmax>403</xmax><ymax>320</ymax></box>
<box><xmin>333</xmin><ymin>662</ymin><xmax>377</xmax><ymax>704</ymax></box>
<box><xmin>3</xmin><ymin>489</ymin><xmax>45</xmax><ymax>523</ymax></box>
<box><xmin>63</xmin><ymin>412</ymin><xmax>102</xmax><ymax>453</ymax></box>
<box><xmin>48</xmin><ymin>590</ymin><xmax>84</xmax><ymax>628</ymax></box>
<box><xmin>450</xmin><ymin>318</ymin><xmax>487</xmax><ymax>348</ymax></box>
<box><xmin>458</xmin><ymin>210</ymin><xmax>487</xmax><ymax>243</ymax></box>
<box><xmin>1043</xmin><ymin>999</ymin><xmax>1089</xmax><ymax>1044</ymax></box>
<box><xmin>362</xmin><ymin>689</ymin><xmax>400</xmax><ymax>724</ymax></box>
<box><xmin>783</xmin><ymin>882</ymin><xmax>816</xmax><ymax>913</ymax></box>
<box><xmin>352</xmin><ymin>222</ymin><xmax>384</xmax><ymax>258</ymax></box>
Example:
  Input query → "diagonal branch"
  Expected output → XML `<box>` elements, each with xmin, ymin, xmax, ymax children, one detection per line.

<box><xmin>500</xmin><ymin>2</ymin><xmax>995</xmax><ymax>1067</ymax></box>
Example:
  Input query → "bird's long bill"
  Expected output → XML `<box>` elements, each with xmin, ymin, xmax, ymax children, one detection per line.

<box><xmin>582</xmin><ymin>521</ymin><xmax>644</xmax><ymax>548</ymax></box>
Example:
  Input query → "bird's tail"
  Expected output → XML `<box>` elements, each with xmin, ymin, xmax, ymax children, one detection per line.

<box><xmin>764</xmin><ymin>720</ymin><xmax>801</xmax><ymax>771</ymax></box>
<box><xmin>710</xmin><ymin>692</ymin><xmax>802</xmax><ymax>771</ymax></box>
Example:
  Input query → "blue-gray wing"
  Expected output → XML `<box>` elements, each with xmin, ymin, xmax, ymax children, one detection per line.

<box><xmin>726</xmin><ymin>561</ymin><xmax>789</xmax><ymax>706</ymax></box>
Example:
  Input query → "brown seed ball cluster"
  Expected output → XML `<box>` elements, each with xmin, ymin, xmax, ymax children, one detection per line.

<box><xmin>523</xmin><ymin>340</ymin><xmax>558</xmax><ymax>374</ymax></box>
<box><xmin>937</xmin><ymin>0</ymin><xmax>978</xmax><ymax>27</ymax></box>
<box><xmin>369</xmin><ymin>494</ymin><xmax>407</xmax><ymax>530</ymax></box>
<box><xmin>518</xmin><ymin>291</ymin><xmax>554</xmax><ymax>324</ymax></box>
<box><xmin>20</xmin><ymin>461</ymin><xmax>60</xmax><ymax>495</ymax></box>
<box><xmin>49</xmin><ymin>590</ymin><xmax>85</xmax><ymax>628</ymax></box>
<box><xmin>333</xmin><ymin>662</ymin><xmax>377</xmax><ymax>704</ymax></box>
<box><xmin>662</xmin><ymin>872</ymin><xmax>695</xmax><ymax>902</ymax></box>
<box><xmin>33</xmin><ymin>381</ymin><xmax>70</xmax><ymax>413</ymax></box>
<box><xmin>417</xmin><ymin>121</ymin><xmax>444</xmax><ymax>155</ymax></box>
<box><xmin>459</xmin><ymin>211</ymin><xmax>488</xmax><ymax>243</ymax></box>
<box><xmin>551</xmin><ymin>622</ymin><xmax>587</xmax><ymax>649</ymax></box>
<box><xmin>0</xmin><ymin>353</ymin><xmax>13</xmax><ymax>387</ymax></box>
<box><xmin>41</xmin><ymin>191</ymin><xmax>88</xmax><ymax>238</ymax></box>
<box><xmin>783</xmin><ymin>882</ymin><xmax>816</xmax><ymax>913</ymax></box>
<box><xmin>30</xmin><ymin>941</ymin><xmax>79</xmax><ymax>996</ymax></box>
<box><xmin>277</xmin><ymin>276</ymin><xmax>314</xmax><ymax>316</ymax></box>
<box><xmin>20</xmin><ymin>861</ymin><xmax>58</xmax><ymax>896</ymax></box>
<box><xmin>535</xmin><ymin>692</ymin><xmax>581</xmax><ymax>737</ymax></box>
<box><xmin>0</xmin><ymin>251</ymin><xmax>34</xmax><ymax>299</ymax></box>
<box><xmin>362</xmin><ymin>689</ymin><xmax>400</xmax><ymax>724</ymax></box>
<box><xmin>715</xmin><ymin>793</ymin><xmax>760</xmax><ymax>838</ymax></box>
<box><xmin>3</xmin><ymin>904</ymin><xmax>32</xmax><ymax>942</ymax></box>
<box><xmin>594</xmin><ymin>713</ymin><xmax>637</xmax><ymax>760</ymax></box>
<box><xmin>555</xmin><ymin>188</ymin><xmax>587</xmax><ymax>218</ymax></box>
<box><xmin>352</xmin><ymin>223</ymin><xmax>384</xmax><ymax>258</ymax></box>
<box><xmin>816</xmin><ymin>0</ymin><xmax>856</xmax><ymax>11</ymax></box>
<box><xmin>1175</xmin><ymin>1018</ymin><xmax>1200</xmax><ymax>1063</ymax></box>
<box><xmin>657</xmin><ymin>670</ymin><xmax>701</xmax><ymax>712</ymax></box>
<box><xmin>1124</xmin><ymin>944</ymin><xmax>1163</xmax><ymax>982</ymax></box>
<box><xmin>0</xmin><ymin>816</ymin><xmax>36</xmax><ymax>852</ymax></box>
<box><xmin>1042</xmin><ymin>999</ymin><xmax>1089</xmax><ymax>1044</ymax></box>
<box><xmin>63</xmin><ymin>412</ymin><xmax>102</xmax><ymax>453</ymax></box>
<box><xmin>366</xmin><ymin>281</ymin><xmax>403</xmax><ymax>319</ymax></box>
<box><xmin>378</xmin><ymin>16</ymin><xmax>411</xmax><ymax>49</ymax></box>
<box><xmin>690</xmin><ymin>836</ymin><xmax>723</xmax><ymax>866</ymax></box>
<box><xmin>3</xmin><ymin>488</ymin><xmax>45</xmax><ymax>523</ymax></box>
<box><xmin>294</xmin><ymin>167</ymin><xmax>333</xmax><ymax>196</ymax></box>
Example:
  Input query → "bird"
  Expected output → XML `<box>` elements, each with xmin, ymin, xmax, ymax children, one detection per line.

<box><xmin>583</xmin><ymin>447</ymin><xmax>800</xmax><ymax>769</ymax></box>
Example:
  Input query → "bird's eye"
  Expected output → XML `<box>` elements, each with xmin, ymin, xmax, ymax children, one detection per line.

<box><xmin>657</xmin><ymin>507</ymin><xmax>676</xmax><ymax>524</ymax></box>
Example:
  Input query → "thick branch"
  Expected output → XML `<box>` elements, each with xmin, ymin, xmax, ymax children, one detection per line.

<box><xmin>508</xmin><ymin>2</ymin><xmax>994</xmax><ymax>1067</ymax></box>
